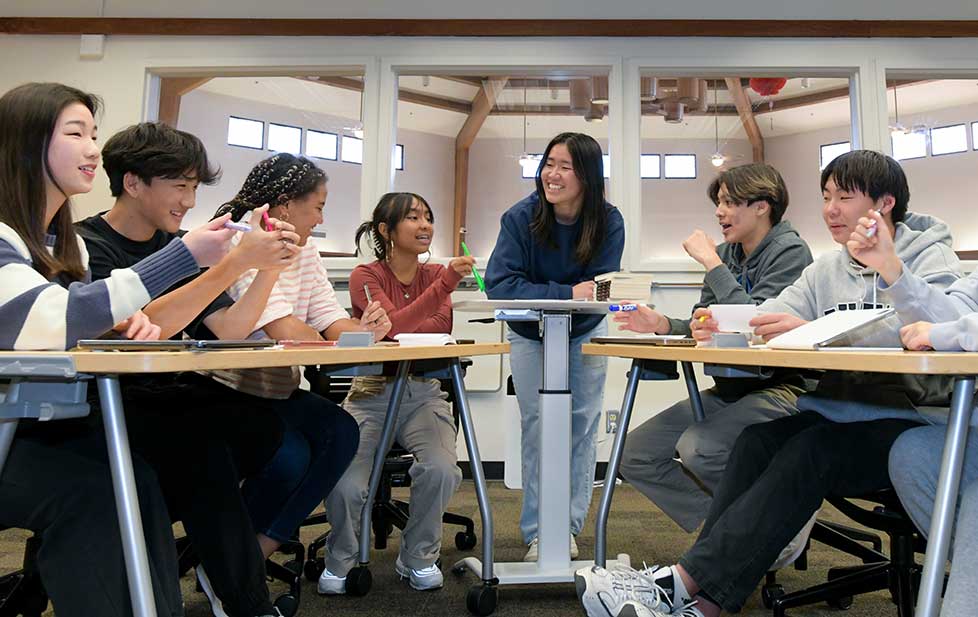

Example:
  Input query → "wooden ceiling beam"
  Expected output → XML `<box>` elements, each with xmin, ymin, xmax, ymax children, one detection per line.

<box><xmin>300</xmin><ymin>76</ymin><xmax>472</xmax><ymax>114</ymax></box>
<box><xmin>158</xmin><ymin>76</ymin><xmax>211</xmax><ymax>126</ymax></box>
<box><xmin>725</xmin><ymin>77</ymin><xmax>764</xmax><ymax>162</ymax></box>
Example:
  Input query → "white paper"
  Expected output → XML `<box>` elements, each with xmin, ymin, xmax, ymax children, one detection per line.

<box><xmin>393</xmin><ymin>333</ymin><xmax>455</xmax><ymax>346</ymax></box>
<box><xmin>709</xmin><ymin>304</ymin><xmax>761</xmax><ymax>333</ymax></box>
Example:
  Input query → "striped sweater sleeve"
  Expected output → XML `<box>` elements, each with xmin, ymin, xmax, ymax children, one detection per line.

<box><xmin>0</xmin><ymin>225</ymin><xmax>199</xmax><ymax>351</ymax></box>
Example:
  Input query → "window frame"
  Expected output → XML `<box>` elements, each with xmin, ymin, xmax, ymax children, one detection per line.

<box><xmin>266</xmin><ymin>121</ymin><xmax>303</xmax><ymax>155</ymax></box>
<box><xmin>929</xmin><ymin>122</ymin><xmax>968</xmax><ymax>157</ymax></box>
<box><xmin>226</xmin><ymin>115</ymin><xmax>265</xmax><ymax>150</ymax></box>
<box><xmin>305</xmin><ymin>128</ymin><xmax>339</xmax><ymax>161</ymax></box>
<box><xmin>663</xmin><ymin>153</ymin><xmax>697</xmax><ymax>180</ymax></box>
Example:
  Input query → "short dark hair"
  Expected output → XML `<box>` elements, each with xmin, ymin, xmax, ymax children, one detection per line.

<box><xmin>820</xmin><ymin>150</ymin><xmax>909</xmax><ymax>223</ymax></box>
<box><xmin>707</xmin><ymin>163</ymin><xmax>789</xmax><ymax>225</ymax></box>
<box><xmin>101</xmin><ymin>122</ymin><xmax>220</xmax><ymax>197</ymax></box>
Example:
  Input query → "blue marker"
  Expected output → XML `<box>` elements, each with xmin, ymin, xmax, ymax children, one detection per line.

<box><xmin>223</xmin><ymin>220</ymin><xmax>252</xmax><ymax>232</ymax></box>
<box><xmin>609</xmin><ymin>303</ymin><xmax>638</xmax><ymax>312</ymax></box>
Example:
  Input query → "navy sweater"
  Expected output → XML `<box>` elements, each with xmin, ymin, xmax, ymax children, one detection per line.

<box><xmin>485</xmin><ymin>192</ymin><xmax>625</xmax><ymax>341</ymax></box>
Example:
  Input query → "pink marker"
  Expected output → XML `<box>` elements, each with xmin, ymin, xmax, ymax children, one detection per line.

<box><xmin>261</xmin><ymin>211</ymin><xmax>272</xmax><ymax>232</ymax></box>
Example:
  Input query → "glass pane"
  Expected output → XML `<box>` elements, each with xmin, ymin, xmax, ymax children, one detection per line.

<box><xmin>931</xmin><ymin>124</ymin><xmax>967</xmax><ymax>155</ymax></box>
<box><xmin>973</xmin><ymin>122</ymin><xmax>978</xmax><ymax>150</ymax></box>
<box><xmin>664</xmin><ymin>154</ymin><xmax>696</xmax><ymax>179</ymax></box>
<box><xmin>306</xmin><ymin>129</ymin><xmax>337</xmax><ymax>160</ymax></box>
<box><xmin>819</xmin><ymin>141</ymin><xmax>851</xmax><ymax>170</ymax></box>
<box><xmin>394</xmin><ymin>73</ymin><xmax>611</xmax><ymax>258</ymax></box>
<box><xmin>640</xmin><ymin>154</ymin><xmax>660</xmax><ymax>179</ymax></box>
<box><xmin>891</xmin><ymin>130</ymin><xmax>928</xmax><ymax>161</ymax></box>
<box><xmin>394</xmin><ymin>144</ymin><xmax>404</xmax><ymax>170</ymax></box>
<box><xmin>267</xmin><ymin>123</ymin><xmax>301</xmax><ymax>154</ymax></box>
<box><xmin>601</xmin><ymin>154</ymin><xmax>611</xmax><ymax>179</ymax></box>
<box><xmin>227</xmin><ymin>116</ymin><xmax>263</xmax><ymax>149</ymax></box>
<box><xmin>178</xmin><ymin>75</ymin><xmax>364</xmax><ymax>254</ymax></box>
<box><xmin>341</xmin><ymin>136</ymin><xmax>363</xmax><ymax>164</ymax></box>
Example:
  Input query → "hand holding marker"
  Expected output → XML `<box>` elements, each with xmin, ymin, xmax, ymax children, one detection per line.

<box><xmin>460</xmin><ymin>241</ymin><xmax>486</xmax><ymax>293</ymax></box>
<box><xmin>608</xmin><ymin>303</ymin><xmax>638</xmax><ymax>312</ymax></box>
<box><xmin>223</xmin><ymin>206</ymin><xmax>274</xmax><ymax>233</ymax></box>
<box><xmin>865</xmin><ymin>202</ymin><xmax>885</xmax><ymax>238</ymax></box>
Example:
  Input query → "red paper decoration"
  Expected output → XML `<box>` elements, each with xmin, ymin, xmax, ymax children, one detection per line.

<box><xmin>748</xmin><ymin>78</ymin><xmax>788</xmax><ymax>97</ymax></box>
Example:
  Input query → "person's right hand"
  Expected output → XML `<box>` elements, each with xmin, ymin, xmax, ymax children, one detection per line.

<box><xmin>182</xmin><ymin>213</ymin><xmax>235</xmax><ymax>268</ymax></box>
<box><xmin>846</xmin><ymin>209</ymin><xmax>903</xmax><ymax>284</ymax></box>
<box><xmin>749</xmin><ymin>312</ymin><xmax>808</xmax><ymax>342</ymax></box>
<box><xmin>112</xmin><ymin>310</ymin><xmax>161</xmax><ymax>341</ymax></box>
<box><xmin>689</xmin><ymin>307</ymin><xmax>719</xmax><ymax>343</ymax></box>
<box><xmin>572</xmin><ymin>281</ymin><xmax>595</xmax><ymax>300</ymax></box>
<box><xmin>449</xmin><ymin>255</ymin><xmax>476</xmax><ymax>276</ymax></box>
<box><xmin>230</xmin><ymin>205</ymin><xmax>301</xmax><ymax>272</ymax></box>
<box><xmin>613</xmin><ymin>303</ymin><xmax>667</xmax><ymax>334</ymax></box>
<box><xmin>900</xmin><ymin>321</ymin><xmax>935</xmax><ymax>351</ymax></box>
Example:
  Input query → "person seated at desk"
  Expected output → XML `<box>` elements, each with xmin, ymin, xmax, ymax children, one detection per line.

<box><xmin>76</xmin><ymin>122</ymin><xmax>305</xmax><ymax>617</ymax></box>
<box><xmin>615</xmin><ymin>163</ymin><xmax>812</xmax><ymax>536</ymax></box>
<box><xmin>576</xmin><ymin>149</ymin><xmax>963</xmax><ymax>617</ymax></box>
<box><xmin>485</xmin><ymin>132</ymin><xmax>625</xmax><ymax>562</ymax></box>
<box><xmin>317</xmin><ymin>192</ymin><xmax>474</xmax><ymax>593</ymax></box>
<box><xmin>0</xmin><ymin>83</ymin><xmax>236</xmax><ymax>617</ymax></box>
<box><xmin>846</xmin><ymin>203</ymin><xmax>978</xmax><ymax>617</ymax></box>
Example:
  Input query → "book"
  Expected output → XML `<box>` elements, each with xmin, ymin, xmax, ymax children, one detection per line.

<box><xmin>392</xmin><ymin>333</ymin><xmax>456</xmax><ymax>346</ymax></box>
<box><xmin>594</xmin><ymin>272</ymin><xmax>653</xmax><ymax>302</ymax></box>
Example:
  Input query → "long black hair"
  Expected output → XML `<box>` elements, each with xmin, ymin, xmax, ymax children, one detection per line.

<box><xmin>213</xmin><ymin>153</ymin><xmax>327</xmax><ymax>221</ymax></box>
<box><xmin>529</xmin><ymin>132</ymin><xmax>607</xmax><ymax>265</ymax></box>
<box><xmin>0</xmin><ymin>82</ymin><xmax>101</xmax><ymax>281</ymax></box>
<box><xmin>355</xmin><ymin>192</ymin><xmax>433</xmax><ymax>261</ymax></box>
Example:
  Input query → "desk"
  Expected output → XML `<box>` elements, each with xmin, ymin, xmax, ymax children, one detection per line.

<box><xmin>582</xmin><ymin>344</ymin><xmax>978</xmax><ymax>617</ymax></box>
<box><xmin>0</xmin><ymin>343</ymin><xmax>507</xmax><ymax>617</ymax></box>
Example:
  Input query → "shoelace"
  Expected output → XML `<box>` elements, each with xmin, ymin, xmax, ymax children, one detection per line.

<box><xmin>602</xmin><ymin>564</ymin><xmax>669</xmax><ymax>610</ymax></box>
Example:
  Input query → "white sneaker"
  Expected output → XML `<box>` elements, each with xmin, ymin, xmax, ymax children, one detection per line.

<box><xmin>524</xmin><ymin>535</ymin><xmax>580</xmax><ymax>561</ymax></box>
<box><xmin>770</xmin><ymin>512</ymin><xmax>818</xmax><ymax>571</ymax></box>
<box><xmin>195</xmin><ymin>566</ymin><xmax>230</xmax><ymax>617</ymax></box>
<box><xmin>395</xmin><ymin>556</ymin><xmax>444</xmax><ymax>590</ymax></box>
<box><xmin>317</xmin><ymin>567</ymin><xmax>347</xmax><ymax>595</ymax></box>
<box><xmin>574</xmin><ymin>565</ymin><xmax>671</xmax><ymax>617</ymax></box>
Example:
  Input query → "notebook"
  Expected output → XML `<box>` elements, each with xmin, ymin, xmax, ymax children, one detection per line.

<box><xmin>766</xmin><ymin>308</ymin><xmax>897</xmax><ymax>350</ymax></box>
<box><xmin>392</xmin><ymin>333</ymin><xmax>456</xmax><ymax>346</ymax></box>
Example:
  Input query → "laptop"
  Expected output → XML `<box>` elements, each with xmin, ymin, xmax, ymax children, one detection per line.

<box><xmin>76</xmin><ymin>339</ymin><xmax>277</xmax><ymax>351</ymax></box>
<box><xmin>590</xmin><ymin>334</ymin><xmax>697</xmax><ymax>346</ymax></box>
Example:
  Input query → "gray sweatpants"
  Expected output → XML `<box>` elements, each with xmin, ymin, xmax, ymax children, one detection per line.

<box><xmin>619</xmin><ymin>383</ymin><xmax>804</xmax><ymax>532</ymax></box>
<box><xmin>324</xmin><ymin>378</ymin><xmax>462</xmax><ymax>574</ymax></box>
<box><xmin>889</xmin><ymin>425</ymin><xmax>978</xmax><ymax>617</ymax></box>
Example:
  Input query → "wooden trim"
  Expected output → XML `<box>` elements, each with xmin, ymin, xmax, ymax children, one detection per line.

<box><xmin>157</xmin><ymin>76</ymin><xmax>210</xmax><ymax>126</ymax></box>
<box><xmin>5</xmin><ymin>18</ymin><xmax>978</xmax><ymax>38</ymax></box>
<box><xmin>956</xmin><ymin>250</ymin><xmax>978</xmax><ymax>260</ymax></box>
<box><xmin>725</xmin><ymin>77</ymin><xmax>764</xmax><ymax>162</ymax></box>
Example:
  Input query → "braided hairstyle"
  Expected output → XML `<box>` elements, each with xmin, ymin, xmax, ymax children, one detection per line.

<box><xmin>355</xmin><ymin>192</ymin><xmax>433</xmax><ymax>261</ymax></box>
<box><xmin>213</xmin><ymin>153</ymin><xmax>327</xmax><ymax>222</ymax></box>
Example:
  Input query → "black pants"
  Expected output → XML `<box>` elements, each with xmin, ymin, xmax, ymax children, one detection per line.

<box><xmin>679</xmin><ymin>411</ymin><xmax>921</xmax><ymax>613</ymax></box>
<box><xmin>120</xmin><ymin>376</ymin><xmax>285</xmax><ymax>617</ymax></box>
<box><xmin>0</xmin><ymin>430</ymin><xmax>182</xmax><ymax>617</ymax></box>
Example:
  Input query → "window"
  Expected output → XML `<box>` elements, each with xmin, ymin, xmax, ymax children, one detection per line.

<box><xmin>891</xmin><ymin>130</ymin><xmax>927</xmax><ymax>161</ymax></box>
<box><xmin>393</xmin><ymin>144</ymin><xmax>404</xmax><ymax>171</ymax></box>
<box><xmin>227</xmin><ymin>116</ymin><xmax>263</xmax><ymax>149</ymax></box>
<box><xmin>267</xmin><ymin>123</ymin><xmax>301</xmax><ymax>154</ymax></box>
<box><xmin>341</xmin><ymin>135</ymin><xmax>363</xmax><ymax>164</ymax></box>
<box><xmin>305</xmin><ymin>130</ymin><xmax>338</xmax><ymax>160</ymax></box>
<box><xmin>601</xmin><ymin>154</ymin><xmax>611</xmax><ymax>179</ymax></box>
<box><xmin>519</xmin><ymin>154</ymin><xmax>542</xmax><ymax>179</ymax></box>
<box><xmin>973</xmin><ymin>122</ymin><xmax>978</xmax><ymax>150</ymax></box>
<box><xmin>931</xmin><ymin>124</ymin><xmax>968</xmax><ymax>156</ymax></box>
<box><xmin>663</xmin><ymin>154</ymin><xmax>696</xmax><ymax>179</ymax></box>
<box><xmin>640</xmin><ymin>154</ymin><xmax>660</xmax><ymax>179</ymax></box>
<box><xmin>820</xmin><ymin>141</ymin><xmax>851</xmax><ymax>170</ymax></box>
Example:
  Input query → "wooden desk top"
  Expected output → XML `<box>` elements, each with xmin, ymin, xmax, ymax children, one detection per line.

<box><xmin>582</xmin><ymin>343</ymin><xmax>978</xmax><ymax>376</ymax></box>
<box><xmin>0</xmin><ymin>343</ymin><xmax>509</xmax><ymax>375</ymax></box>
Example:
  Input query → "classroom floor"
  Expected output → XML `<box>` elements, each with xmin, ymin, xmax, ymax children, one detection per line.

<box><xmin>1</xmin><ymin>482</ymin><xmax>901</xmax><ymax>617</ymax></box>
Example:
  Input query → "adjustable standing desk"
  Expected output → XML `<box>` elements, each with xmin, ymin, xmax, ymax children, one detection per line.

<box><xmin>0</xmin><ymin>343</ymin><xmax>507</xmax><ymax>617</ymax></box>
<box><xmin>582</xmin><ymin>344</ymin><xmax>978</xmax><ymax>617</ymax></box>
<box><xmin>452</xmin><ymin>300</ymin><xmax>631</xmax><ymax>615</ymax></box>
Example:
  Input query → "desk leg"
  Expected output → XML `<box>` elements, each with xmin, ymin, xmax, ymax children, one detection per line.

<box><xmin>358</xmin><ymin>360</ymin><xmax>411</xmax><ymax>566</ymax></box>
<box><xmin>97</xmin><ymin>375</ymin><xmax>157</xmax><ymax>617</ymax></box>
<box><xmin>538</xmin><ymin>312</ymin><xmax>572</xmax><ymax>570</ymax></box>
<box><xmin>916</xmin><ymin>376</ymin><xmax>975</xmax><ymax>617</ymax></box>
<box><xmin>0</xmin><ymin>418</ymin><xmax>17</xmax><ymax>478</ymax></box>
<box><xmin>450</xmin><ymin>359</ymin><xmax>495</xmax><ymax>582</ymax></box>
<box><xmin>681</xmin><ymin>362</ymin><xmax>705</xmax><ymax>423</ymax></box>
<box><xmin>595</xmin><ymin>359</ymin><xmax>642</xmax><ymax>567</ymax></box>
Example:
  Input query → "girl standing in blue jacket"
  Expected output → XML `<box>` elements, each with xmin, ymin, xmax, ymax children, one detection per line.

<box><xmin>485</xmin><ymin>132</ymin><xmax>624</xmax><ymax>560</ymax></box>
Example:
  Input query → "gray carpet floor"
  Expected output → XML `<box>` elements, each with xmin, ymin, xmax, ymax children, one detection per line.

<box><xmin>2</xmin><ymin>482</ymin><xmax>903</xmax><ymax>616</ymax></box>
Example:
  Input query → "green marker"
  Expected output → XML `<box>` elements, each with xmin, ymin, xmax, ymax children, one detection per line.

<box><xmin>460</xmin><ymin>241</ymin><xmax>486</xmax><ymax>293</ymax></box>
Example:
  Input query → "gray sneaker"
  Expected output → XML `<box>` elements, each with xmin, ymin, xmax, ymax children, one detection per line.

<box><xmin>396</xmin><ymin>556</ymin><xmax>444</xmax><ymax>591</ymax></box>
<box><xmin>574</xmin><ymin>565</ymin><xmax>671</xmax><ymax>617</ymax></box>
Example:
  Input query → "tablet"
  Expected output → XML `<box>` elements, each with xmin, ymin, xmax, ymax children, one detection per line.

<box><xmin>76</xmin><ymin>339</ymin><xmax>194</xmax><ymax>351</ymax></box>
<box><xmin>590</xmin><ymin>334</ymin><xmax>697</xmax><ymax>346</ymax></box>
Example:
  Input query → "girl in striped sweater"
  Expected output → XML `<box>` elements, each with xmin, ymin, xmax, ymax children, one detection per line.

<box><xmin>0</xmin><ymin>82</ymin><xmax>234</xmax><ymax>617</ymax></box>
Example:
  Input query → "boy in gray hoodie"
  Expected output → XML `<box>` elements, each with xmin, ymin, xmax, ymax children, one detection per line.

<box><xmin>616</xmin><ymin>163</ymin><xmax>813</xmax><ymax>533</ymax></box>
<box><xmin>576</xmin><ymin>150</ymin><xmax>963</xmax><ymax>617</ymax></box>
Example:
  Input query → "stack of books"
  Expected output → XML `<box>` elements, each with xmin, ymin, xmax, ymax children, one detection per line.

<box><xmin>594</xmin><ymin>272</ymin><xmax>653</xmax><ymax>302</ymax></box>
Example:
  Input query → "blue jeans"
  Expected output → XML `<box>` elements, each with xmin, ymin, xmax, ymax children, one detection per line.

<box><xmin>243</xmin><ymin>389</ymin><xmax>360</xmax><ymax>543</ymax></box>
<box><xmin>507</xmin><ymin>320</ymin><xmax>608</xmax><ymax>544</ymax></box>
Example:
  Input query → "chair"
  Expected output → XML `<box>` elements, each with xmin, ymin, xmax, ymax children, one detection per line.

<box><xmin>300</xmin><ymin>360</ymin><xmax>477</xmax><ymax>589</ymax></box>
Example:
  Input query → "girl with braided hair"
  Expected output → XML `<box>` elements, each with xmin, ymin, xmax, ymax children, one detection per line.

<box><xmin>317</xmin><ymin>192</ymin><xmax>475</xmax><ymax>593</ymax></box>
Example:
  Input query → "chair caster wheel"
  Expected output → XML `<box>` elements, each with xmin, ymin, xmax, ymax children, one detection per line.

<box><xmin>273</xmin><ymin>593</ymin><xmax>299</xmax><ymax>617</ymax></box>
<box><xmin>455</xmin><ymin>531</ymin><xmax>478</xmax><ymax>551</ymax></box>
<box><xmin>466</xmin><ymin>583</ymin><xmax>497</xmax><ymax>616</ymax></box>
<box><xmin>304</xmin><ymin>558</ymin><xmax>324</xmax><ymax>582</ymax></box>
<box><xmin>762</xmin><ymin>583</ymin><xmax>785</xmax><ymax>609</ymax></box>
<box><xmin>346</xmin><ymin>566</ymin><xmax>372</xmax><ymax>596</ymax></box>
<box><xmin>827</xmin><ymin>595</ymin><xmax>854</xmax><ymax>610</ymax></box>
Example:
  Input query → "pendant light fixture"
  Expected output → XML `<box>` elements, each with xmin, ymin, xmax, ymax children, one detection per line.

<box><xmin>711</xmin><ymin>81</ymin><xmax>725</xmax><ymax>167</ymax></box>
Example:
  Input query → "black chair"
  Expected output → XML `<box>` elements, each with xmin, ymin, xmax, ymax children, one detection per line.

<box><xmin>300</xmin><ymin>360</ymin><xmax>477</xmax><ymax>589</ymax></box>
<box><xmin>764</xmin><ymin>489</ymin><xmax>926</xmax><ymax>617</ymax></box>
<box><xmin>0</xmin><ymin>532</ymin><xmax>47</xmax><ymax>617</ymax></box>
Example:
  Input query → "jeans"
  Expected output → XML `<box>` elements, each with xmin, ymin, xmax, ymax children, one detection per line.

<box><xmin>508</xmin><ymin>319</ymin><xmax>608</xmax><ymax>544</ymax></box>
<box><xmin>680</xmin><ymin>411</ymin><xmax>920</xmax><ymax>613</ymax></box>
<box><xmin>243</xmin><ymin>389</ymin><xmax>360</xmax><ymax>544</ymax></box>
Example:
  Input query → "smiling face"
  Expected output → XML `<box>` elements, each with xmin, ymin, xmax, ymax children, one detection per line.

<box><xmin>45</xmin><ymin>102</ymin><xmax>100</xmax><ymax>203</ymax></box>
<box><xmin>282</xmin><ymin>181</ymin><xmax>327</xmax><ymax>246</ymax></box>
<box><xmin>715</xmin><ymin>183</ymin><xmax>771</xmax><ymax>245</ymax></box>
<box><xmin>388</xmin><ymin>198</ymin><xmax>434</xmax><ymax>256</ymax></box>
<box><xmin>822</xmin><ymin>176</ymin><xmax>890</xmax><ymax>245</ymax></box>
<box><xmin>128</xmin><ymin>172</ymin><xmax>200</xmax><ymax>234</ymax></box>
<box><xmin>540</xmin><ymin>143</ymin><xmax>584</xmax><ymax>211</ymax></box>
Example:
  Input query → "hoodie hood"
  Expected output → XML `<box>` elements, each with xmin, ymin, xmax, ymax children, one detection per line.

<box><xmin>726</xmin><ymin>220</ymin><xmax>802</xmax><ymax>270</ymax></box>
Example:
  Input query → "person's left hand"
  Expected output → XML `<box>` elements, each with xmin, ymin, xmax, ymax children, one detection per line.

<box><xmin>900</xmin><ymin>321</ymin><xmax>934</xmax><ymax>351</ymax></box>
<box><xmin>682</xmin><ymin>229</ymin><xmax>722</xmax><ymax>271</ymax></box>
<box><xmin>749</xmin><ymin>312</ymin><xmax>808</xmax><ymax>342</ymax></box>
<box><xmin>112</xmin><ymin>310</ymin><xmax>162</xmax><ymax>341</ymax></box>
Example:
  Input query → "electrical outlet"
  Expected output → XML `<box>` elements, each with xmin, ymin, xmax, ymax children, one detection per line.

<box><xmin>606</xmin><ymin>409</ymin><xmax>620</xmax><ymax>433</ymax></box>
